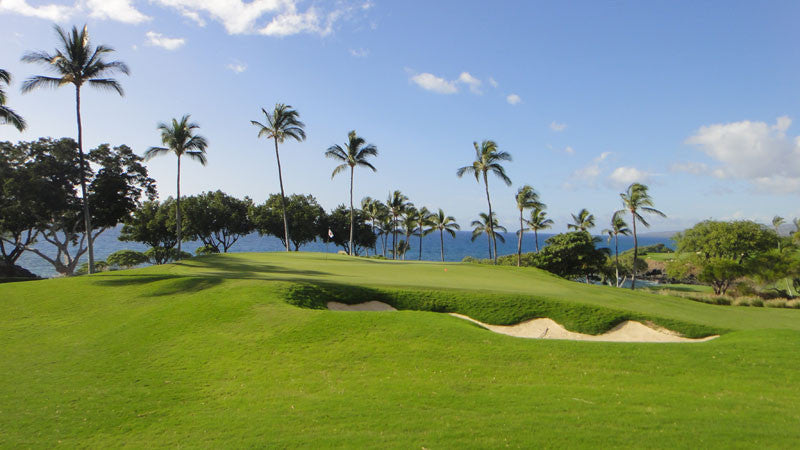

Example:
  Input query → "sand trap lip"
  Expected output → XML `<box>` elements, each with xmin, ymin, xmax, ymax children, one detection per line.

<box><xmin>326</xmin><ymin>301</ymin><xmax>718</xmax><ymax>343</ymax></box>
<box><xmin>327</xmin><ymin>301</ymin><xmax>397</xmax><ymax>311</ymax></box>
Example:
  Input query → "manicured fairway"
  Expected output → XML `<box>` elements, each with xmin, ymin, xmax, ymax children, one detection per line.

<box><xmin>1</xmin><ymin>253</ymin><xmax>799</xmax><ymax>447</ymax></box>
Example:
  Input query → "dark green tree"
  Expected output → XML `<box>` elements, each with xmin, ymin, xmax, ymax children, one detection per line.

<box><xmin>321</xmin><ymin>205</ymin><xmax>376</xmax><ymax>256</ymax></box>
<box><xmin>182</xmin><ymin>191</ymin><xmax>254</xmax><ymax>253</ymax></box>
<box><xmin>119</xmin><ymin>199</ymin><xmax>181</xmax><ymax>265</ymax></box>
<box><xmin>532</xmin><ymin>232</ymin><xmax>609</xmax><ymax>282</ymax></box>
<box><xmin>250</xmin><ymin>193</ymin><xmax>326</xmax><ymax>251</ymax></box>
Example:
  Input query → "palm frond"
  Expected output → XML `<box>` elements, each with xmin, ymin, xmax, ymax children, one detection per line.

<box><xmin>185</xmin><ymin>150</ymin><xmax>207</xmax><ymax>166</ymax></box>
<box><xmin>330</xmin><ymin>163</ymin><xmax>349</xmax><ymax>179</ymax></box>
<box><xmin>87</xmin><ymin>78</ymin><xmax>124</xmax><ymax>95</ymax></box>
<box><xmin>325</xmin><ymin>145</ymin><xmax>347</xmax><ymax>161</ymax></box>
<box><xmin>20</xmin><ymin>76</ymin><xmax>65</xmax><ymax>93</ymax></box>
<box><xmin>0</xmin><ymin>105</ymin><xmax>27</xmax><ymax>131</ymax></box>
<box><xmin>144</xmin><ymin>146</ymin><xmax>169</xmax><ymax>160</ymax></box>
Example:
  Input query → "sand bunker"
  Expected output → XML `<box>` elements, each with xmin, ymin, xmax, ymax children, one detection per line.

<box><xmin>326</xmin><ymin>301</ymin><xmax>718</xmax><ymax>343</ymax></box>
<box><xmin>326</xmin><ymin>301</ymin><xmax>397</xmax><ymax>311</ymax></box>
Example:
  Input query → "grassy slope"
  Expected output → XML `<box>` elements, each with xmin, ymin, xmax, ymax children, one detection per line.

<box><xmin>1</xmin><ymin>252</ymin><xmax>799</xmax><ymax>447</ymax></box>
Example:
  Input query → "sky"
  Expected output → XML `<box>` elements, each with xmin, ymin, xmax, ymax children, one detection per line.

<box><xmin>1</xmin><ymin>0</ymin><xmax>799</xmax><ymax>233</ymax></box>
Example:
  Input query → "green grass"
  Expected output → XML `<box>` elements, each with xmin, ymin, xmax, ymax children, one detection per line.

<box><xmin>2</xmin><ymin>252</ymin><xmax>800</xmax><ymax>447</ymax></box>
<box><xmin>643</xmin><ymin>252</ymin><xmax>676</xmax><ymax>262</ymax></box>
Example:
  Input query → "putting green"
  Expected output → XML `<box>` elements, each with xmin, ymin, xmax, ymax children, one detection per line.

<box><xmin>1</xmin><ymin>252</ymin><xmax>798</xmax><ymax>447</ymax></box>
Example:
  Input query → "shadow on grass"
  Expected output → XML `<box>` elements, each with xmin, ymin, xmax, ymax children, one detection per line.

<box><xmin>177</xmin><ymin>257</ymin><xmax>332</xmax><ymax>278</ymax></box>
<box><xmin>92</xmin><ymin>274</ymin><xmax>224</xmax><ymax>297</ymax></box>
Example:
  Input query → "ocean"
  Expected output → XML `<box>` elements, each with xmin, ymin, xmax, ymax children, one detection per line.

<box><xmin>15</xmin><ymin>226</ymin><xmax>676</xmax><ymax>278</ymax></box>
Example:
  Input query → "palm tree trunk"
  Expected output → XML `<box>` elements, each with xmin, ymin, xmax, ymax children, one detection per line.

<box><xmin>487</xmin><ymin>232</ymin><xmax>492</xmax><ymax>260</ymax></box>
<box><xmin>534</xmin><ymin>229</ymin><xmax>540</xmax><ymax>252</ymax></box>
<box><xmin>418</xmin><ymin>226</ymin><xmax>423</xmax><ymax>260</ymax></box>
<box><xmin>348</xmin><ymin>166</ymin><xmax>354</xmax><ymax>256</ymax></box>
<box><xmin>440</xmin><ymin>229</ymin><xmax>445</xmax><ymax>262</ymax></box>
<box><xmin>75</xmin><ymin>86</ymin><xmax>95</xmax><ymax>274</ymax></box>
<box><xmin>483</xmin><ymin>172</ymin><xmax>497</xmax><ymax>264</ymax></box>
<box><xmin>273</xmin><ymin>137</ymin><xmax>290</xmax><ymax>252</ymax></box>
<box><xmin>176</xmin><ymin>154</ymin><xmax>182</xmax><ymax>258</ymax></box>
<box><xmin>631</xmin><ymin>212</ymin><xmax>638</xmax><ymax>290</ymax></box>
<box><xmin>517</xmin><ymin>210</ymin><xmax>523</xmax><ymax>267</ymax></box>
<box><xmin>614</xmin><ymin>233</ymin><xmax>620</xmax><ymax>288</ymax></box>
<box><xmin>392</xmin><ymin>216</ymin><xmax>397</xmax><ymax>260</ymax></box>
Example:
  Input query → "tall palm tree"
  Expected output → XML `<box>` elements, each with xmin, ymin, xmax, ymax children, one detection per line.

<box><xmin>567</xmin><ymin>208</ymin><xmax>596</xmax><ymax>232</ymax></box>
<box><xmin>144</xmin><ymin>115</ymin><xmax>208</xmax><ymax>259</ymax></box>
<box><xmin>0</xmin><ymin>69</ymin><xmax>25</xmax><ymax>131</ymax></box>
<box><xmin>386</xmin><ymin>190</ymin><xmax>409</xmax><ymax>259</ymax></box>
<box><xmin>379</xmin><ymin>214</ymin><xmax>393</xmax><ymax>257</ymax></box>
<box><xmin>415</xmin><ymin>207</ymin><xmax>434</xmax><ymax>260</ymax></box>
<box><xmin>430</xmin><ymin>209</ymin><xmax>460</xmax><ymax>262</ymax></box>
<box><xmin>21</xmin><ymin>24</ymin><xmax>129</xmax><ymax>274</ymax></box>
<box><xmin>251</xmin><ymin>104</ymin><xmax>306</xmax><ymax>252</ymax></box>
<box><xmin>773</xmin><ymin>215</ymin><xmax>785</xmax><ymax>251</ymax></box>
<box><xmin>325</xmin><ymin>130</ymin><xmax>378</xmax><ymax>255</ymax></box>
<box><xmin>525</xmin><ymin>207</ymin><xmax>553</xmax><ymax>253</ymax></box>
<box><xmin>602</xmin><ymin>212</ymin><xmax>631</xmax><ymax>288</ymax></box>
<box><xmin>514</xmin><ymin>185</ymin><xmax>542</xmax><ymax>266</ymax></box>
<box><xmin>471</xmin><ymin>212</ymin><xmax>506</xmax><ymax>260</ymax></box>
<box><xmin>615</xmin><ymin>183</ymin><xmax>666</xmax><ymax>290</ymax></box>
<box><xmin>457</xmin><ymin>140</ymin><xmax>512</xmax><ymax>264</ymax></box>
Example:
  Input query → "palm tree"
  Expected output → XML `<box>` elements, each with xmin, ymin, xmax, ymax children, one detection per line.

<box><xmin>602</xmin><ymin>212</ymin><xmax>631</xmax><ymax>288</ymax></box>
<box><xmin>457</xmin><ymin>140</ymin><xmax>512</xmax><ymax>264</ymax></box>
<box><xmin>0</xmin><ymin>69</ymin><xmax>25</xmax><ymax>131</ymax></box>
<box><xmin>514</xmin><ymin>185</ymin><xmax>542</xmax><ymax>267</ymax></box>
<box><xmin>144</xmin><ymin>115</ymin><xmax>208</xmax><ymax>259</ymax></box>
<box><xmin>251</xmin><ymin>104</ymin><xmax>306</xmax><ymax>252</ymax></box>
<box><xmin>772</xmin><ymin>215</ymin><xmax>786</xmax><ymax>251</ymax></box>
<box><xmin>396</xmin><ymin>240</ymin><xmax>411</xmax><ymax>259</ymax></box>
<box><xmin>568</xmin><ymin>208</ymin><xmax>596</xmax><ymax>232</ymax></box>
<box><xmin>400</xmin><ymin>206</ymin><xmax>418</xmax><ymax>261</ymax></box>
<box><xmin>471</xmin><ymin>212</ymin><xmax>506</xmax><ymax>259</ymax></box>
<box><xmin>615</xmin><ymin>183</ymin><xmax>666</xmax><ymax>290</ymax></box>
<box><xmin>525</xmin><ymin>207</ymin><xmax>553</xmax><ymax>253</ymax></box>
<box><xmin>415</xmin><ymin>207</ymin><xmax>434</xmax><ymax>260</ymax></box>
<box><xmin>325</xmin><ymin>131</ymin><xmax>378</xmax><ymax>256</ymax></box>
<box><xmin>362</xmin><ymin>197</ymin><xmax>387</xmax><ymax>256</ymax></box>
<box><xmin>430</xmin><ymin>209</ymin><xmax>460</xmax><ymax>262</ymax></box>
<box><xmin>386</xmin><ymin>190</ymin><xmax>410</xmax><ymax>259</ymax></box>
<box><xmin>379</xmin><ymin>214</ymin><xmax>393</xmax><ymax>257</ymax></box>
<box><xmin>21</xmin><ymin>24</ymin><xmax>129</xmax><ymax>274</ymax></box>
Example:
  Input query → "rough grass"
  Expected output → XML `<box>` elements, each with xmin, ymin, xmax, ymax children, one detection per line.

<box><xmin>2</xmin><ymin>252</ymin><xmax>800</xmax><ymax>447</ymax></box>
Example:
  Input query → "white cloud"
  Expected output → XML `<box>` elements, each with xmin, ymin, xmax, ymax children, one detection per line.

<box><xmin>488</xmin><ymin>77</ymin><xmax>498</xmax><ymax>88</ymax></box>
<box><xmin>550</xmin><ymin>121</ymin><xmax>567</xmax><ymax>132</ymax></box>
<box><xmin>563</xmin><ymin>146</ymin><xmax>575</xmax><ymax>155</ymax></box>
<box><xmin>506</xmin><ymin>93</ymin><xmax>521</xmax><ymax>105</ymax></box>
<box><xmin>1</xmin><ymin>1</ymin><xmax>366</xmax><ymax>38</ymax></box>
<box><xmin>570</xmin><ymin>151</ymin><xmax>612</xmax><ymax>183</ymax></box>
<box><xmin>0</xmin><ymin>0</ymin><xmax>149</xmax><ymax>23</ymax></box>
<box><xmin>686</xmin><ymin>116</ymin><xmax>800</xmax><ymax>193</ymax></box>
<box><xmin>85</xmin><ymin>0</ymin><xmax>150</xmax><ymax>24</ymax></box>
<box><xmin>671</xmin><ymin>161</ymin><xmax>708</xmax><ymax>175</ymax></box>
<box><xmin>608</xmin><ymin>166</ymin><xmax>651</xmax><ymax>187</ymax></box>
<box><xmin>410</xmin><ymin>73</ymin><xmax>458</xmax><ymax>94</ymax></box>
<box><xmin>349</xmin><ymin>48</ymin><xmax>369</xmax><ymax>58</ymax></box>
<box><xmin>145</xmin><ymin>31</ymin><xmax>186</xmax><ymax>50</ymax></box>
<box><xmin>458</xmin><ymin>72</ymin><xmax>482</xmax><ymax>94</ymax></box>
<box><xmin>226</xmin><ymin>61</ymin><xmax>247</xmax><ymax>73</ymax></box>
<box><xmin>0</xmin><ymin>0</ymin><xmax>74</xmax><ymax>21</ymax></box>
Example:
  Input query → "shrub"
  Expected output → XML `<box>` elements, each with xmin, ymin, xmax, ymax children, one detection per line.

<box><xmin>107</xmin><ymin>250</ymin><xmax>149</xmax><ymax>269</ymax></box>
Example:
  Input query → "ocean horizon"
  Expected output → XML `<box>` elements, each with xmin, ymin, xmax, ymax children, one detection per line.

<box><xmin>15</xmin><ymin>226</ymin><xmax>675</xmax><ymax>278</ymax></box>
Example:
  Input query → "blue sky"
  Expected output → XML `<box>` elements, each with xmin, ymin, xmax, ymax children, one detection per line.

<box><xmin>2</xmin><ymin>0</ymin><xmax>800</xmax><ymax>232</ymax></box>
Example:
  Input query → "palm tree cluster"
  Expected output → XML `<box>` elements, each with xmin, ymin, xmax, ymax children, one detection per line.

<box><xmin>357</xmin><ymin>192</ymin><xmax>460</xmax><ymax>262</ymax></box>
<box><xmin>11</xmin><ymin>23</ymin><xmax>670</xmax><ymax>286</ymax></box>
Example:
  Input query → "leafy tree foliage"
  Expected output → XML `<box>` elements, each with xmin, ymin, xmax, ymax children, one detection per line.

<box><xmin>532</xmin><ymin>232</ymin><xmax>609</xmax><ymax>282</ymax></box>
<box><xmin>120</xmin><ymin>199</ymin><xmax>181</xmax><ymax>265</ymax></box>
<box><xmin>668</xmin><ymin>220</ymin><xmax>777</xmax><ymax>295</ymax></box>
<box><xmin>250</xmin><ymin>194</ymin><xmax>326</xmax><ymax>251</ymax></box>
<box><xmin>106</xmin><ymin>249</ymin><xmax>149</xmax><ymax>269</ymax></box>
<box><xmin>3</xmin><ymin>139</ymin><xmax>155</xmax><ymax>276</ymax></box>
<box><xmin>322</xmin><ymin>205</ymin><xmax>376</xmax><ymax>256</ymax></box>
<box><xmin>182</xmin><ymin>191</ymin><xmax>253</xmax><ymax>253</ymax></box>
